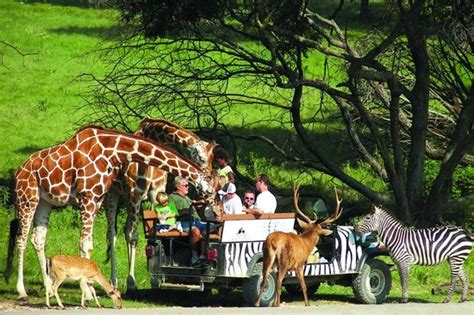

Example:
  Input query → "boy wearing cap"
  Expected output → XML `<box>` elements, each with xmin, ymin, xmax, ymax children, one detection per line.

<box><xmin>219</xmin><ymin>182</ymin><xmax>243</xmax><ymax>215</ymax></box>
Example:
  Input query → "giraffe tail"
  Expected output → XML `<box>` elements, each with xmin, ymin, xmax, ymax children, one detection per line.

<box><xmin>4</xmin><ymin>218</ymin><xmax>19</xmax><ymax>283</ymax></box>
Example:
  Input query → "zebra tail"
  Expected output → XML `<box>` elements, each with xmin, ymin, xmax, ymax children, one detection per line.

<box><xmin>4</xmin><ymin>218</ymin><xmax>19</xmax><ymax>283</ymax></box>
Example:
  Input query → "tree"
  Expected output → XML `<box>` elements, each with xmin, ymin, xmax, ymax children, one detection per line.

<box><xmin>87</xmin><ymin>0</ymin><xmax>473</xmax><ymax>226</ymax></box>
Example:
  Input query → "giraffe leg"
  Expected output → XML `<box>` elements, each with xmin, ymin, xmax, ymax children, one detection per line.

<box><xmin>105</xmin><ymin>190</ymin><xmax>120</xmax><ymax>286</ymax></box>
<box><xmin>16</xmin><ymin>218</ymin><xmax>33</xmax><ymax>301</ymax></box>
<box><xmin>79</xmin><ymin>202</ymin><xmax>98</xmax><ymax>300</ymax></box>
<box><xmin>125</xmin><ymin>197</ymin><xmax>141</xmax><ymax>292</ymax></box>
<box><xmin>31</xmin><ymin>201</ymin><xmax>53</xmax><ymax>305</ymax></box>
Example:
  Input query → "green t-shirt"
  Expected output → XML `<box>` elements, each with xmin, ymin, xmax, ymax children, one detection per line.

<box><xmin>154</xmin><ymin>203</ymin><xmax>179</xmax><ymax>226</ymax></box>
<box><xmin>168</xmin><ymin>192</ymin><xmax>199</xmax><ymax>220</ymax></box>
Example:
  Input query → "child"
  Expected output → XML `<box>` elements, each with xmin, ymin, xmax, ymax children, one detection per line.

<box><xmin>154</xmin><ymin>192</ymin><xmax>179</xmax><ymax>232</ymax></box>
<box><xmin>213</xmin><ymin>147</ymin><xmax>235</xmax><ymax>189</ymax></box>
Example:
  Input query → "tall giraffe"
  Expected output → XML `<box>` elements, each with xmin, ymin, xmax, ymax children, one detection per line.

<box><xmin>5</xmin><ymin>126</ymin><xmax>215</xmax><ymax>301</ymax></box>
<box><xmin>105</xmin><ymin>118</ymin><xmax>216</xmax><ymax>290</ymax></box>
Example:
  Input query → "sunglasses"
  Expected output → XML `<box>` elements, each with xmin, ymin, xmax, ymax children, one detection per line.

<box><xmin>245</xmin><ymin>197</ymin><xmax>254</xmax><ymax>200</ymax></box>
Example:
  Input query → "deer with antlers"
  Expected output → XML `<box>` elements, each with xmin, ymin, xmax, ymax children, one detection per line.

<box><xmin>255</xmin><ymin>184</ymin><xmax>342</xmax><ymax>307</ymax></box>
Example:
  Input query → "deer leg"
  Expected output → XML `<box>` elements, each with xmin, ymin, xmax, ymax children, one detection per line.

<box><xmin>52</xmin><ymin>276</ymin><xmax>66</xmax><ymax>309</ymax></box>
<box><xmin>255</xmin><ymin>252</ymin><xmax>275</xmax><ymax>307</ymax></box>
<box><xmin>274</xmin><ymin>261</ymin><xmax>287</xmax><ymax>307</ymax></box>
<box><xmin>88</xmin><ymin>284</ymin><xmax>101</xmax><ymax>308</ymax></box>
<box><xmin>80</xmin><ymin>280</ymin><xmax>87</xmax><ymax>308</ymax></box>
<box><xmin>295</xmin><ymin>265</ymin><xmax>309</xmax><ymax>306</ymax></box>
<box><xmin>105</xmin><ymin>190</ymin><xmax>120</xmax><ymax>286</ymax></box>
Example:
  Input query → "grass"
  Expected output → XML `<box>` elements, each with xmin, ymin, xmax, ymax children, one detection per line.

<box><xmin>0</xmin><ymin>205</ymin><xmax>472</xmax><ymax>308</ymax></box>
<box><xmin>0</xmin><ymin>0</ymin><xmax>117</xmax><ymax>178</ymax></box>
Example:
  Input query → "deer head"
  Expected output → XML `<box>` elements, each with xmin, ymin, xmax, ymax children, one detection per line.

<box><xmin>108</xmin><ymin>284</ymin><xmax>123</xmax><ymax>309</ymax></box>
<box><xmin>293</xmin><ymin>183</ymin><xmax>342</xmax><ymax>235</ymax></box>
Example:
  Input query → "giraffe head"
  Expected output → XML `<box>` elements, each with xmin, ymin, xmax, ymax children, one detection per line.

<box><xmin>191</xmin><ymin>140</ymin><xmax>217</xmax><ymax>172</ymax></box>
<box><xmin>194</xmin><ymin>171</ymin><xmax>219</xmax><ymax>200</ymax></box>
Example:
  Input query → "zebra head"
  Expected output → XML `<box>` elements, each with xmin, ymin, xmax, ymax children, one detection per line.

<box><xmin>355</xmin><ymin>205</ymin><xmax>384</xmax><ymax>234</ymax></box>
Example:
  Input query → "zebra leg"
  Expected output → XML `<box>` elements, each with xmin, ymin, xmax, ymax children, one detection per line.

<box><xmin>458</xmin><ymin>268</ymin><xmax>468</xmax><ymax>303</ymax></box>
<box><xmin>443</xmin><ymin>257</ymin><xmax>462</xmax><ymax>303</ymax></box>
<box><xmin>396</xmin><ymin>261</ymin><xmax>410</xmax><ymax>303</ymax></box>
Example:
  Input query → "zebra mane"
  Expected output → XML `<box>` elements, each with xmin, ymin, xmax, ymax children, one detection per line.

<box><xmin>374</xmin><ymin>205</ymin><xmax>406</xmax><ymax>227</ymax></box>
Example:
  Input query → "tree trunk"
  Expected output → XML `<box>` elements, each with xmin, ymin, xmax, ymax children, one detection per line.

<box><xmin>360</xmin><ymin>0</ymin><xmax>371</xmax><ymax>21</ymax></box>
<box><xmin>402</xmin><ymin>1</ymin><xmax>430</xmax><ymax>225</ymax></box>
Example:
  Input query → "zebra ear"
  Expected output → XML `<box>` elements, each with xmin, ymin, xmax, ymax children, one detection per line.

<box><xmin>372</xmin><ymin>204</ymin><xmax>382</xmax><ymax>213</ymax></box>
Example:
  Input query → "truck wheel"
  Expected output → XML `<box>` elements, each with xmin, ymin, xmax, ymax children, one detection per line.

<box><xmin>352</xmin><ymin>258</ymin><xmax>391</xmax><ymax>304</ymax></box>
<box><xmin>242</xmin><ymin>272</ymin><xmax>276</xmax><ymax>307</ymax></box>
<box><xmin>285</xmin><ymin>282</ymin><xmax>320</xmax><ymax>296</ymax></box>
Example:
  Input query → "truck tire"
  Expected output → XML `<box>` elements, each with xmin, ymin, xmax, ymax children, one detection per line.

<box><xmin>352</xmin><ymin>258</ymin><xmax>391</xmax><ymax>304</ymax></box>
<box><xmin>242</xmin><ymin>272</ymin><xmax>276</xmax><ymax>307</ymax></box>
<box><xmin>285</xmin><ymin>282</ymin><xmax>321</xmax><ymax>296</ymax></box>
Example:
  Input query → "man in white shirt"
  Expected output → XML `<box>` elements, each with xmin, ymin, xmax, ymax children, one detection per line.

<box><xmin>218</xmin><ymin>182</ymin><xmax>243</xmax><ymax>214</ymax></box>
<box><xmin>243</xmin><ymin>174</ymin><xmax>277</xmax><ymax>215</ymax></box>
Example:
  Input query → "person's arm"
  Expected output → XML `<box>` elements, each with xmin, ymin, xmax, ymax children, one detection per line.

<box><xmin>243</xmin><ymin>207</ymin><xmax>263</xmax><ymax>216</ymax></box>
<box><xmin>227</xmin><ymin>171</ymin><xmax>236</xmax><ymax>183</ymax></box>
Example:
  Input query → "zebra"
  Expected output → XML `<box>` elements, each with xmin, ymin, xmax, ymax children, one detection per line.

<box><xmin>356</xmin><ymin>205</ymin><xmax>472</xmax><ymax>303</ymax></box>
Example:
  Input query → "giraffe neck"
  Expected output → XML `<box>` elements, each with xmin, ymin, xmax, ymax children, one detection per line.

<box><xmin>83</xmin><ymin>127</ymin><xmax>204</xmax><ymax>181</ymax></box>
<box><xmin>136</xmin><ymin>118</ymin><xmax>214</xmax><ymax>172</ymax></box>
<box><xmin>136</xmin><ymin>118</ymin><xmax>200</xmax><ymax>149</ymax></box>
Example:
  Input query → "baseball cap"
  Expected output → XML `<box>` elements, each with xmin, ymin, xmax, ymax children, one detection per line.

<box><xmin>218</xmin><ymin>182</ymin><xmax>236</xmax><ymax>195</ymax></box>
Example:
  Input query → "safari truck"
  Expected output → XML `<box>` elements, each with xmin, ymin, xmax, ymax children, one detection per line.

<box><xmin>142</xmin><ymin>207</ymin><xmax>392</xmax><ymax>306</ymax></box>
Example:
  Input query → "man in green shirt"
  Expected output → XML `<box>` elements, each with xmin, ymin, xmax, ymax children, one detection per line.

<box><xmin>168</xmin><ymin>176</ymin><xmax>208</xmax><ymax>264</ymax></box>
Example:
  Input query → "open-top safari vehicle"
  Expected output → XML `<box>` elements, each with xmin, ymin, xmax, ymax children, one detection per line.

<box><xmin>142</xmin><ymin>195</ymin><xmax>392</xmax><ymax>306</ymax></box>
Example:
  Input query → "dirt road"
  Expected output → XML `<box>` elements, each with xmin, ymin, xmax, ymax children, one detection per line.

<box><xmin>1</xmin><ymin>302</ymin><xmax>473</xmax><ymax>315</ymax></box>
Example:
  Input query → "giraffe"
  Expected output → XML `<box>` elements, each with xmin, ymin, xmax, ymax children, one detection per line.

<box><xmin>105</xmin><ymin>118</ymin><xmax>216</xmax><ymax>290</ymax></box>
<box><xmin>5</xmin><ymin>126</ymin><xmax>215</xmax><ymax>302</ymax></box>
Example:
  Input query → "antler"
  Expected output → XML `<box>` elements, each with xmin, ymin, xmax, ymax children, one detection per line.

<box><xmin>293</xmin><ymin>183</ymin><xmax>316</xmax><ymax>223</ymax></box>
<box><xmin>319</xmin><ymin>187</ymin><xmax>343</xmax><ymax>226</ymax></box>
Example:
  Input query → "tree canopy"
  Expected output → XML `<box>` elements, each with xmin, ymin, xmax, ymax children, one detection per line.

<box><xmin>88</xmin><ymin>0</ymin><xmax>473</xmax><ymax>226</ymax></box>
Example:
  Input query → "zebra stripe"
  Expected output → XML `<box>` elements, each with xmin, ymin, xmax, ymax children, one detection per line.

<box><xmin>356</xmin><ymin>206</ymin><xmax>472</xmax><ymax>303</ymax></box>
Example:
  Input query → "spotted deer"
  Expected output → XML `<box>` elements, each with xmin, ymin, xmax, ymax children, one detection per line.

<box><xmin>46</xmin><ymin>255</ymin><xmax>122</xmax><ymax>309</ymax></box>
<box><xmin>255</xmin><ymin>185</ymin><xmax>342</xmax><ymax>307</ymax></box>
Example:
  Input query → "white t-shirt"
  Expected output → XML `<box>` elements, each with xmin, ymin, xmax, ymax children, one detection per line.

<box><xmin>222</xmin><ymin>195</ymin><xmax>243</xmax><ymax>214</ymax></box>
<box><xmin>255</xmin><ymin>190</ymin><xmax>277</xmax><ymax>213</ymax></box>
